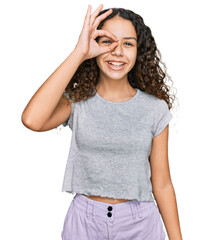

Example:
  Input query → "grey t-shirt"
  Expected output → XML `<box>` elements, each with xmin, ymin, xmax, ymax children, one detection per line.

<box><xmin>61</xmin><ymin>88</ymin><xmax>173</xmax><ymax>201</ymax></box>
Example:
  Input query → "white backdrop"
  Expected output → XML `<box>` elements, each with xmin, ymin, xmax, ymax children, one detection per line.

<box><xmin>1</xmin><ymin>0</ymin><xmax>203</xmax><ymax>239</ymax></box>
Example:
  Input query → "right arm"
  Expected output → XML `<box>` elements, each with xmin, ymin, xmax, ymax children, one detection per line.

<box><xmin>21</xmin><ymin>49</ymin><xmax>84</xmax><ymax>131</ymax></box>
<box><xmin>21</xmin><ymin>4</ymin><xmax>118</xmax><ymax>132</ymax></box>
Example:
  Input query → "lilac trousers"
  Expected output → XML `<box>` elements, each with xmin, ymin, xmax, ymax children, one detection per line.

<box><xmin>61</xmin><ymin>193</ymin><xmax>166</xmax><ymax>240</ymax></box>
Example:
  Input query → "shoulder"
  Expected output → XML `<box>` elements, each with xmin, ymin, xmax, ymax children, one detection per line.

<box><xmin>138</xmin><ymin>90</ymin><xmax>171</xmax><ymax>121</ymax></box>
<box><xmin>138</xmin><ymin>89</ymin><xmax>165</xmax><ymax>107</ymax></box>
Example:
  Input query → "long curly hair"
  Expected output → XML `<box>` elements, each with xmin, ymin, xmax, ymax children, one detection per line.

<box><xmin>64</xmin><ymin>7</ymin><xmax>177</xmax><ymax>110</ymax></box>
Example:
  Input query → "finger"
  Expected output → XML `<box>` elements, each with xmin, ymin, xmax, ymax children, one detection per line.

<box><xmin>83</xmin><ymin>5</ymin><xmax>92</xmax><ymax>28</ymax></box>
<box><xmin>90</xmin><ymin>4</ymin><xmax>104</xmax><ymax>26</ymax></box>
<box><xmin>99</xmin><ymin>41</ymin><xmax>119</xmax><ymax>55</ymax></box>
<box><xmin>93</xmin><ymin>9</ymin><xmax>113</xmax><ymax>29</ymax></box>
<box><xmin>93</xmin><ymin>29</ymin><xmax>118</xmax><ymax>42</ymax></box>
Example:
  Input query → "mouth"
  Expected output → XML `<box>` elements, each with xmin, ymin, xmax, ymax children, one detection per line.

<box><xmin>106</xmin><ymin>61</ymin><xmax>127</xmax><ymax>71</ymax></box>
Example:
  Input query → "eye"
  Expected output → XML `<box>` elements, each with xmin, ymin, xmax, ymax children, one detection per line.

<box><xmin>101</xmin><ymin>40</ymin><xmax>134</xmax><ymax>46</ymax></box>
<box><xmin>124</xmin><ymin>42</ymin><xmax>133</xmax><ymax>46</ymax></box>
<box><xmin>102</xmin><ymin>40</ymin><xmax>112</xmax><ymax>44</ymax></box>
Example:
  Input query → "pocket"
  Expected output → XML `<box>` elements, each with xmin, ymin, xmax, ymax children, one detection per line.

<box><xmin>62</xmin><ymin>201</ymin><xmax>107</xmax><ymax>240</ymax></box>
<box><xmin>119</xmin><ymin>205</ymin><xmax>157</xmax><ymax>239</ymax></box>
<box><xmin>73</xmin><ymin>205</ymin><xmax>107</xmax><ymax>239</ymax></box>
<box><xmin>88</xmin><ymin>217</ymin><xmax>108</xmax><ymax>239</ymax></box>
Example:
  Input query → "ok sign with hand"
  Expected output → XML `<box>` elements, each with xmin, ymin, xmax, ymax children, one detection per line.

<box><xmin>75</xmin><ymin>4</ymin><xmax>119</xmax><ymax>61</ymax></box>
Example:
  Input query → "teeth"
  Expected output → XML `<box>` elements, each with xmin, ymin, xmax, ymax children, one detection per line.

<box><xmin>108</xmin><ymin>62</ymin><xmax>124</xmax><ymax>66</ymax></box>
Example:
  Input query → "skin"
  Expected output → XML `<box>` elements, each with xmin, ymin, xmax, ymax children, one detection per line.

<box><xmin>88</xmin><ymin>14</ymin><xmax>183</xmax><ymax>236</ymax></box>
<box><xmin>83</xmin><ymin>15</ymin><xmax>183</xmax><ymax>240</ymax></box>
<box><xmin>21</xmin><ymin>3</ymin><xmax>182</xmax><ymax>238</ymax></box>
<box><xmin>95</xmin><ymin>16</ymin><xmax>138</xmax><ymax>103</ymax></box>
<box><xmin>83</xmin><ymin>16</ymin><xmax>138</xmax><ymax>204</ymax></box>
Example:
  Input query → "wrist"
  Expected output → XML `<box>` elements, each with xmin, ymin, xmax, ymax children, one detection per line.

<box><xmin>73</xmin><ymin>47</ymin><xmax>86</xmax><ymax>63</ymax></box>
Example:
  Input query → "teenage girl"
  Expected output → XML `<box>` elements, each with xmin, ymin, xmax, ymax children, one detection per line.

<box><xmin>21</xmin><ymin>4</ymin><xmax>182</xmax><ymax>240</ymax></box>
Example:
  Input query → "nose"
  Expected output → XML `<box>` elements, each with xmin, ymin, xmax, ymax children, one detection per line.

<box><xmin>111</xmin><ymin>41</ymin><xmax>123</xmax><ymax>56</ymax></box>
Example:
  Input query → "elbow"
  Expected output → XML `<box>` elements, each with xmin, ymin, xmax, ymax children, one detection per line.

<box><xmin>21</xmin><ymin>113</ymin><xmax>41</xmax><ymax>132</ymax></box>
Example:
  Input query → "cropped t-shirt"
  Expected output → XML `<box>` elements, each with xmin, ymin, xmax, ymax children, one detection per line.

<box><xmin>61</xmin><ymin>88</ymin><xmax>173</xmax><ymax>201</ymax></box>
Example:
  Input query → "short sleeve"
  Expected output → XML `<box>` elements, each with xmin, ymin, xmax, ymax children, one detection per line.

<box><xmin>61</xmin><ymin>91</ymin><xmax>75</xmax><ymax>130</ymax></box>
<box><xmin>153</xmin><ymin>99</ymin><xmax>173</xmax><ymax>137</ymax></box>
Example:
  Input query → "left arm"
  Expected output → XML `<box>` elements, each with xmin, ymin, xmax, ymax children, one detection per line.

<box><xmin>149</xmin><ymin>125</ymin><xmax>183</xmax><ymax>240</ymax></box>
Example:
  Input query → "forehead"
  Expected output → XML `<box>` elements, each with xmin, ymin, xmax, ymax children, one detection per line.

<box><xmin>101</xmin><ymin>16</ymin><xmax>137</xmax><ymax>38</ymax></box>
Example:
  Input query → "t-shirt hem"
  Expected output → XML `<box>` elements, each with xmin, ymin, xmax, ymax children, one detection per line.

<box><xmin>61</xmin><ymin>187</ymin><xmax>155</xmax><ymax>202</ymax></box>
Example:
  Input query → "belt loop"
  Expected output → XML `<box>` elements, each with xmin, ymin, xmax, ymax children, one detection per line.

<box><xmin>135</xmin><ymin>201</ymin><xmax>143</xmax><ymax>219</ymax></box>
<box><xmin>130</xmin><ymin>201</ymin><xmax>137</xmax><ymax>220</ymax></box>
<box><xmin>92</xmin><ymin>203</ymin><xmax>95</xmax><ymax>221</ymax></box>
<box><xmin>86</xmin><ymin>199</ymin><xmax>94</xmax><ymax>220</ymax></box>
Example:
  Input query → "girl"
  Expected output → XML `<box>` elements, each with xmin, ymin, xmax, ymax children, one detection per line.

<box><xmin>21</xmin><ymin>4</ymin><xmax>182</xmax><ymax>240</ymax></box>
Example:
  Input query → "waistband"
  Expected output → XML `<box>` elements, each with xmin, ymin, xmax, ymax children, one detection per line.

<box><xmin>72</xmin><ymin>193</ymin><xmax>156</xmax><ymax>223</ymax></box>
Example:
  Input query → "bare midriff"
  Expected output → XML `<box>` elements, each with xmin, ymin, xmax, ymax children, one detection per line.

<box><xmin>82</xmin><ymin>194</ymin><xmax>131</xmax><ymax>204</ymax></box>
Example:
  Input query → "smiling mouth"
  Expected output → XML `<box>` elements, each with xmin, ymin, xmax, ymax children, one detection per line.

<box><xmin>106</xmin><ymin>61</ymin><xmax>126</xmax><ymax>70</ymax></box>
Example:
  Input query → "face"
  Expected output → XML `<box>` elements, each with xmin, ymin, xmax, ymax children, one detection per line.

<box><xmin>96</xmin><ymin>16</ymin><xmax>137</xmax><ymax>81</ymax></box>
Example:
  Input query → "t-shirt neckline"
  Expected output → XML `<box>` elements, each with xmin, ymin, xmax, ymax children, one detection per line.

<box><xmin>95</xmin><ymin>88</ymin><xmax>140</xmax><ymax>104</ymax></box>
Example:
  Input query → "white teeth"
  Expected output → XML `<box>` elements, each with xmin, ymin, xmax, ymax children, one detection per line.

<box><xmin>108</xmin><ymin>62</ymin><xmax>124</xmax><ymax>66</ymax></box>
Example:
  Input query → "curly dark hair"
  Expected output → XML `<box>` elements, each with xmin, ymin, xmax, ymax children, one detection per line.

<box><xmin>64</xmin><ymin>7</ymin><xmax>177</xmax><ymax>110</ymax></box>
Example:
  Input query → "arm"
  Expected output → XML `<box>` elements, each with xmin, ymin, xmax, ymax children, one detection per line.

<box><xmin>150</xmin><ymin>125</ymin><xmax>183</xmax><ymax>240</ymax></box>
<box><xmin>21</xmin><ymin>48</ymin><xmax>84</xmax><ymax>131</ymax></box>
<box><xmin>21</xmin><ymin>4</ymin><xmax>118</xmax><ymax>132</ymax></box>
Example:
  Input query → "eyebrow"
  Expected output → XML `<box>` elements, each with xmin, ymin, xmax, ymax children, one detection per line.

<box><xmin>123</xmin><ymin>37</ymin><xmax>137</xmax><ymax>41</ymax></box>
<box><xmin>99</xmin><ymin>36</ymin><xmax>137</xmax><ymax>41</ymax></box>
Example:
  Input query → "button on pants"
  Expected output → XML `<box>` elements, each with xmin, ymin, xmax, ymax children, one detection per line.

<box><xmin>61</xmin><ymin>193</ymin><xmax>166</xmax><ymax>240</ymax></box>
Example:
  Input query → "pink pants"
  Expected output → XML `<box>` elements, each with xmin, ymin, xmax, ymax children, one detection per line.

<box><xmin>61</xmin><ymin>193</ymin><xmax>166</xmax><ymax>240</ymax></box>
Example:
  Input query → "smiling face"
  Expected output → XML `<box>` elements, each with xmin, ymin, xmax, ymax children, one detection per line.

<box><xmin>96</xmin><ymin>15</ymin><xmax>137</xmax><ymax>82</ymax></box>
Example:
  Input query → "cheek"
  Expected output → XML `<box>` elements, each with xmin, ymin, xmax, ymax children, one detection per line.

<box><xmin>96</xmin><ymin>53</ymin><xmax>108</xmax><ymax>69</ymax></box>
<box><xmin>128</xmin><ymin>51</ymin><xmax>137</xmax><ymax>66</ymax></box>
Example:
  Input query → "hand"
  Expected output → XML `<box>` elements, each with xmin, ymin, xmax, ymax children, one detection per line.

<box><xmin>74</xmin><ymin>4</ymin><xmax>119</xmax><ymax>61</ymax></box>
